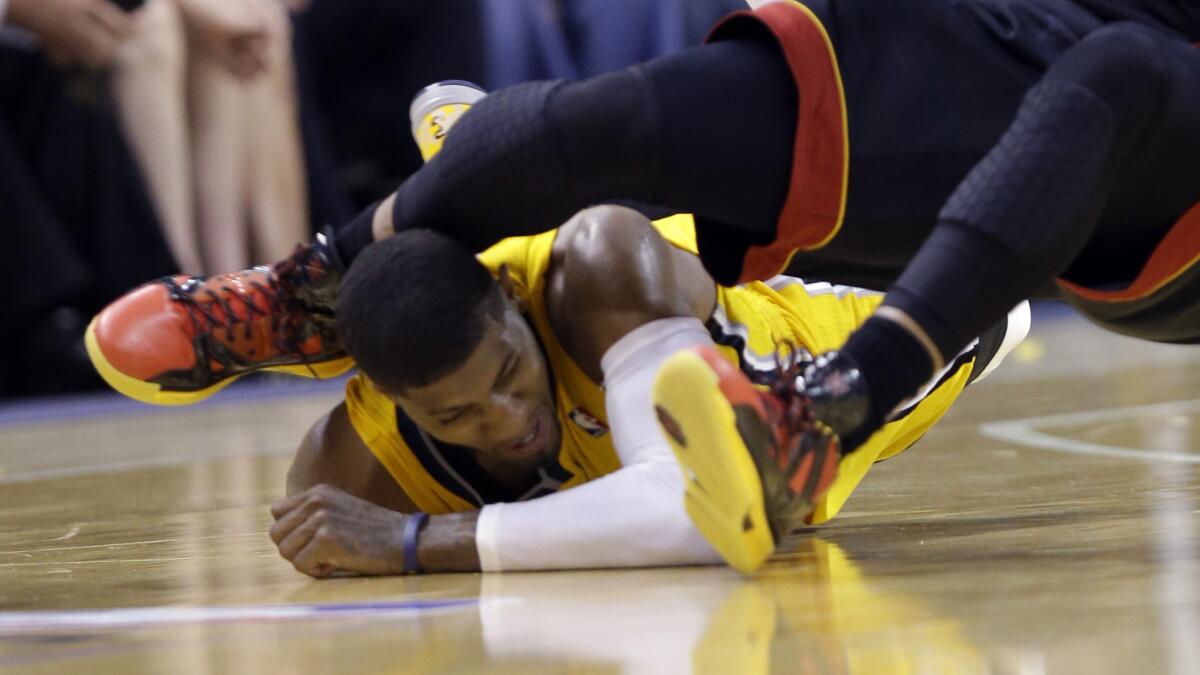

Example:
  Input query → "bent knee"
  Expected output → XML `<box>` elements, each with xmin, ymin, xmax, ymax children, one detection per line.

<box><xmin>1046</xmin><ymin>24</ymin><xmax>1170</xmax><ymax>114</ymax></box>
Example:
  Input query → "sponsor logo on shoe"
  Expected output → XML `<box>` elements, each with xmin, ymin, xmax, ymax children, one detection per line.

<box><xmin>655</xmin><ymin>405</ymin><xmax>688</xmax><ymax>447</ymax></box>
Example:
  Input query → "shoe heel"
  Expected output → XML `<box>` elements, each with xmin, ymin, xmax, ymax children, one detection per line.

<box><xmin>654</xmin><ymin>349</ymin><xmax>775</xmax><ymax>574</ymax></box>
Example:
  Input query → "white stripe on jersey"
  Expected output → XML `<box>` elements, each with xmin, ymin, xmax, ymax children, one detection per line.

<box><xmin>888</xmin><ymin>338</ymin><xmax>980</xmax><ymax>421</ymax></box>
<box><xmin>708</xmin><ymin>304</ymin><xmax>789</xmax><ymax>375</ymax></box>
<box><xmin>763</xmin><ymin>276</ymin><xmax>884</xmax><ymax>299</ymax></box>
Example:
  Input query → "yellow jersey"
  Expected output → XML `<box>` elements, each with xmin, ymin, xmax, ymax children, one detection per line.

<box><xmin>345</xmin><ymin>214</ymin><xmax>991</xmax><ymax>523</ymax></box>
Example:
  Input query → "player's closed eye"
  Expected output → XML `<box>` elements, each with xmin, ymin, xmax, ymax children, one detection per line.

<box><xmin>496</xmin><ymin>356</ymin><xmax>519</xmax><ymax>389</ymax></box>
<box><xmin>435</xmin><ymin>356</ymin><xmax>521</xmax><ymax>425</ymax></box>
<box><xmin>436</xmin><ymin>409</ymin><xmax>467</xmax><ymax>426</ymax></box>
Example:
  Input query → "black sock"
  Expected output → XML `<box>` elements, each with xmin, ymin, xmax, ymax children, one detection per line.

<box><xmin>884</xmin><ymin>224</ymin><xmax>1027</xmax><ymax>361</ymax></box>
<box><xmin>333</xmin><ymin>200</ymin><xmax>381</xmax><ymax>266</ymax></box>
<box><xmin>838</xmin><ymin>316</ymin><xmax>936</xmax><ymax>424</ymax></box>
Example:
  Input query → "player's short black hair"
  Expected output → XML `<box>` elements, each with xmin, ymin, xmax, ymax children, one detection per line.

<box><xmin>336</xmin><ymin>229</ymin><xmax>504</xmax><ymax>392</ymax></box>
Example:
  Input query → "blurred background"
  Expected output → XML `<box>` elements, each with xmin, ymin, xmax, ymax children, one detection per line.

<box><xmin>0</xmin><ymin>0</ymin><xmax>744</xmax><ymax>400</ymax></box>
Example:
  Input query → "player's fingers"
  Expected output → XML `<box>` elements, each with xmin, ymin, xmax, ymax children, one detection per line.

<box><xmin>268</xmin><ymin>500</ymin><xmax>317</xmax><ymax>544</ymax></box>
<box><xmin>270</xmin><ymin>490</ymin><xmax>310</xmax><ymax>520</ymax></box>
<box><xmin>269</xmin><ymin>501</ymin><xmax>290</xmax><ymax>521</ymax></box>
<box><xmin>274</xmin><ymin>514</ymin><xmax>325</xmax><ymax>560</ymax></box>
<box><xmin>292</xmin><ymin>538</ymin><xmax>336</xmax><ymax>578</ymax></box>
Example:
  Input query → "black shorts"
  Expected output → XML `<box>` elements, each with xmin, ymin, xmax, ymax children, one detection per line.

<box><xmin>719</xmin><ymin>0</ymin><xmax>1200</xmax><ymax>340</ymax></box>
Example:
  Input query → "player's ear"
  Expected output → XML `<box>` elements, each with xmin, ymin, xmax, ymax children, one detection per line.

<box><xmin>496</xmin><ymin>265</ymin><xmax>525</xmax><ymax>311</ymax></box>
<box><xmin>368</xmin><ymin>376</ymin><xmax>401</xmax><ymax>402</ymax></box>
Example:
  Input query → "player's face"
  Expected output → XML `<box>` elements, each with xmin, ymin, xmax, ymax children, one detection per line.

<box><xmin>391</xmin><ymin>301</ymin><xmax>562</xmax><ymax>467</ymax></box>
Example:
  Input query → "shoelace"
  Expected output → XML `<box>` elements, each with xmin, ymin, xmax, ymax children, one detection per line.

<box><xmin>763</xmin><ymin>343</ymin><xmax>839</xmax><ymax>485</ymax></box>
<box><xmin>165</xmin><ymin>244</ymin><xmax>330</xmax><ymax>372</ymax></box>
<box><xmin>768</xmin><ymin>342</ymin><xmax>817</xmax><ymax>435</ymax></box>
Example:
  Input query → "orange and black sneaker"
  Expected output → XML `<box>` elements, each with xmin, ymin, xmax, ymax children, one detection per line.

<box><xmin>85</xmin><ymin>233</ymin><xmax>354</xmax><ymax>406</ymax></box>
<box><xmin>653</xmin><ymin>345</ymin><xmax>849</xmax><ymax>574</ymax></box>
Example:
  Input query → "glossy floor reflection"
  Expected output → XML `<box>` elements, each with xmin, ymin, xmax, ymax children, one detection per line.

<box><xmin>1</xmin><ymin>316</ymin><xmax>1198</xmax><ymax>674</ymax></box>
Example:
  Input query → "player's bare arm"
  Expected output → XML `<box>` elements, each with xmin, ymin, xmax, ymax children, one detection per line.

<box><xmin>284</xmin><ymin>402</ymin><xmax>414</xmax><ymax>509</ymax></box>
<box><xmin>547</xmin><ymin>204</ymin><xmax>717</xmax><ymax>378</ymax></box>
<box><xmin>274</xmin><ymin>403</ymin><xmax>482</xmax><ymax>576</ymax></box>
<box><xmin>270</xmin><ymin>485</ymin><xmax>480</xmax><ymax>577</ymax></box>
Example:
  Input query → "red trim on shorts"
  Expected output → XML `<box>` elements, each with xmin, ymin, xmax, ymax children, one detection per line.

<box><xmin>706</xmin><ymin>1</ymin><xmax>850</xmax><ymax>284</ymax></box>
<box><xmin>1058</xmin><ymin>201</ymin><xmax>1200</xmax><ymax>302</ymax></box>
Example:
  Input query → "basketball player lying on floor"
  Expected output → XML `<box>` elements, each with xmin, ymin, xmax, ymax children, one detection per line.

<box><xmin>268</xmin><ymin>205</ymin><xmax>1028</xmax><ymax>577</ymax></box>
<box><xmin>89</xmin><ymin>0</ymin><xmax>1197</xmax><ymax>576</ymax></box>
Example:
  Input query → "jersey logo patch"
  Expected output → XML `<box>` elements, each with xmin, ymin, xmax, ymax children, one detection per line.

<box><xmin>568</xmin><ymin>407</ymin><xmax>609</xmax><ymax>437</ymax></box>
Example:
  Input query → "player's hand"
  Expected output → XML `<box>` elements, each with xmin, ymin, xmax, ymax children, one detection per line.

<box><xmin>7</xmin><ymin>0</ymin><xmax>134</xmax><ymax>69</ymax></box>
<box><xmin>269</xmin><ymin>484</ymin><xmax>409</xmax><ymax>578</ymax></box>
<box><xmin>177</xmin><ymin>0</ymin><xmax>273</xmax><ymax>80</ymax></box>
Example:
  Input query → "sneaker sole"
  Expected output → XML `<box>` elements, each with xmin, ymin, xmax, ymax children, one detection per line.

<box><xmin>653</xmin><ymin>349</ymin><xmax>775</xmax><ymax>575</ymax></box>
<box><xmin>85</xmin><ymin>317</ymin><xmax>356</xmax><ymax>406</ymax></box>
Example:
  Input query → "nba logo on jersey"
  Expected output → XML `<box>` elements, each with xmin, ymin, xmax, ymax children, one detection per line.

<box><xmin>569</xmin><ymin>407</ymin><xmax>609</xmax><ymax>437</ymax></box>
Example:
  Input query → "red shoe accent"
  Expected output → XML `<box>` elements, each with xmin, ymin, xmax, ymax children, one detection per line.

<box><xmin>690</xmin><ymin>344</ymin><xmax>841</xmax><ymax>536</ymax></box>
<box><xmin>87</xmin><ymin>240</ymin><xmax>352</xmax><ymax>405</ymax></box>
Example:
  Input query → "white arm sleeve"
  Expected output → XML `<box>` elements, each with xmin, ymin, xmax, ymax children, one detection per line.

<box><xmin>0</xmin><ymin>0</ymin><xmax>8</xmax><ymax>23</ymax></box>
<box><xmin>475</xmin><ymin>317</ymin><xmax>723</xmax><ymax>571</ymax></box>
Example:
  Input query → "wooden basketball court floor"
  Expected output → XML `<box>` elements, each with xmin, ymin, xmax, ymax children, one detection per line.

<box><xmin>2</xmin><ymin>311</ymin><xmax>1198</xmax><ymax>674</ymax></box>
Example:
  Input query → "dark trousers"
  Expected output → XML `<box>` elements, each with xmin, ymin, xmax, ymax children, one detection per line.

<box><xmin>0</xmin><ymin>48</ymin><xmax>174</xmax><ymax>395</ymax></box>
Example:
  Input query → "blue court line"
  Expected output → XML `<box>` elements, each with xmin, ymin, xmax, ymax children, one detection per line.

<box><xmin>0</xmin><ymin>597</ymin><xmax>481</xmax><ymax>633</ymax></box>
<box><xmin>0</xmin><ymin>597</ymin><xmax>483</xmax><ymax>666</ymax></box>
<box><xmin>309</xmin><ymin>598</ymin><xmax>480</xmax><ymax>613</ymax></box>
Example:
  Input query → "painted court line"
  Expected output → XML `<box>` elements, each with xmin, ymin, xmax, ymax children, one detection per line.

<box><xmin>979</xmin><ymin>399</ymin><xmax>1200</xmax><ymax>464</ymax></box>
<box><xmin>0</xmin><ymin>598</ymin><xmax>487</xmax><ymax>633</ymax></box>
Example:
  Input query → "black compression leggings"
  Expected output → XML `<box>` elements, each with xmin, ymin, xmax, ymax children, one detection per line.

<box><xmin>885</xmin><ymin>22</ymin><xmax>1200</xmax><ymax>362</ymax></box>
<box><xmin>828</xmin><ymin>20</ymin><xmax>1200</xmax><ymax>434</ymax></box>
<box><xmin>376</xmin><ymin>37</ymin><xmax>797</xmax><ymax>284</ymax></box>
<box><xmin>344</xmin><ymin>20</ymin><xmax>1196</xmax><ymax>361</ymax></box>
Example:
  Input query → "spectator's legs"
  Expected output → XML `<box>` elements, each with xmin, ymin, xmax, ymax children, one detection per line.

<box><xmin>245</xmin><ymin>4</ymin><xmax>308</xmax><ymax>261</ymax></box>
<box><xmin>1</xmin><ymin>47</ymin><xmax>173</xmax><ymax>394</ymax></box>
<box><xmin>112</xmin><ymin>0</ymin><xmax>200</xmax><ymax>273</ymax></box>
<box><xmin>189</xmin><ymin>49</ymin><xmax>251</xmax><ymax>272</ymax></box>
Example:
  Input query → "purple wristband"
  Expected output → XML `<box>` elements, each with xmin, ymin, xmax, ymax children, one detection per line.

<box><xmin>402</xmin><ymin>512</ymin><xmax>428</xmax><ymax>574</ymax></box>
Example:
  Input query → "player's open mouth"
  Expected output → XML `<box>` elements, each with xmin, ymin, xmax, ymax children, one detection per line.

<box><xmin>505</xmin><ymin>416</ymin><xmax>545</xmax><ymax>458</ymax></box>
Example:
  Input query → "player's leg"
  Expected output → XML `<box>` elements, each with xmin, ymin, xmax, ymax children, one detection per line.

<box><xmin>656</xmin><ymin>284</ymin><xmax>1031</xmax><ymax>573</ymax></box>
<box><xmin>87</xmin><ymin>33</ymin><xmax>804</xmax><ymax>404</ymax></box>
<box><xmin>817</xmin><ymin>23</ymin><xmax>1200</xmax><ymax>452</ymax></box>
<box><xmin>333</xmin><ymin>34</ymin><xmax>798</xmax><ymax>269</ymax></box>
<box><xmin>1055</xmin><ymin>27</ymin><xmax>1200</xmax><ymax>341</ymax></box>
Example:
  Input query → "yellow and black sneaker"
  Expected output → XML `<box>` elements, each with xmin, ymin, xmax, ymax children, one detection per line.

<box><xmin>653</xmin><ymin>345</ymin><xmax>845</xmax><ymax>574</ymax></box>
<box><xmin>85</xmin><ymin>233</ymin><xmax>353</xmax><ymax>406</ymax></box>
